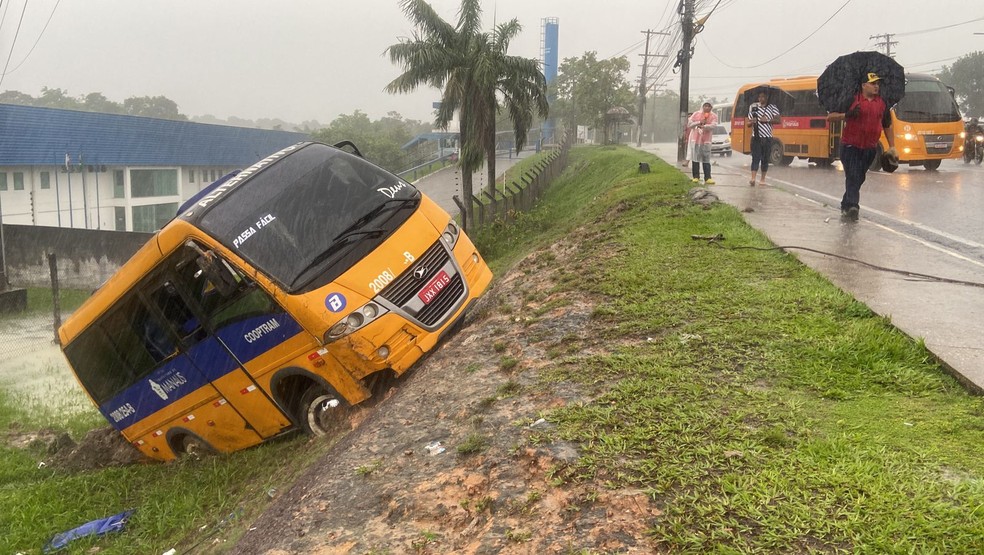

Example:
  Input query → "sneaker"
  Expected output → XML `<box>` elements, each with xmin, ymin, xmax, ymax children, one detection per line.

<box><xmin>705</xmin><ymin>179</ymin><xmax>716</xmax><ymax>185</ymax></box>
<box><xmin>691</xmin><ymin>177</ymin><xmax>700</xmax><ymax>183</ymax></box>
<box><xmin>841</xmin><ymin>206</ymin><xmax>859</xmax><ymax>221</ymax></box>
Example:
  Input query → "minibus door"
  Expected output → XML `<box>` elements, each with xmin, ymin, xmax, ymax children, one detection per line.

<box><xmin>158</xmin><ymin>259</ymin><xmax>295</xmax><ymax>438</ymax></box>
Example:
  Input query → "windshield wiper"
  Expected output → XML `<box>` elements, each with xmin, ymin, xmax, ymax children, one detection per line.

<box><xmin>290</xmin><ymin>228</ymin><xmax>388</xmax><ymax>289</ymax></box>
<box><xmin>333</xmin><ymin>197</ymin><xmax>419</xmax><ymax>242</ymax></box>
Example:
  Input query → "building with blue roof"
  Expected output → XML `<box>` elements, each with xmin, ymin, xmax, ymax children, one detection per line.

<box><xmin>0</xmin><ymin>104</ymin><xmax>309</xmax><ymax>232</ymax></box>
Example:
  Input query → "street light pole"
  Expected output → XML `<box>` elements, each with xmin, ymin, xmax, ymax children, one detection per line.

<box><xmin>677</xmin><ymin>0</ymin><xmax>694</xmax><ymax>162</ymax></box>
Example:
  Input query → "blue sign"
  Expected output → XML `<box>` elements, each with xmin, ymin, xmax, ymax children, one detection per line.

<box><xmin>325</xmin><ymin>293</ymin><xmax>347</xmax><ymax>313</ymax></box>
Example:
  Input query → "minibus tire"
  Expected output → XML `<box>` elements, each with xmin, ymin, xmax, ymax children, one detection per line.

<box><xmin>924</xmin><ymin>160</ymin><xmax>941</xmax><ymax>170</ymax></box>
<box><xmin>297</xmin><ymin>386</ymin><xmax>349</xmax><ymax>437</ymax></box>
<box><xmin>175</xmin><ymin>432</ymin><xmax>216</xmax><ymax>460</ymax></box>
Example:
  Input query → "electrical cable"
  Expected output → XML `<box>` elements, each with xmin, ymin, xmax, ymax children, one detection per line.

<box><xmin>695</xmin><ymin>238</ymin><xmax>984</xmax><ymax>289</ymax></box>
<box><xmin>2</xmin><ymin>0</ymin><xmax>63</xmax><ymax>76</ymax></box>
<box><xmin>0</xmin><ymin>0</ymin><xmax>29</xmax><ymax>90</ymax></box>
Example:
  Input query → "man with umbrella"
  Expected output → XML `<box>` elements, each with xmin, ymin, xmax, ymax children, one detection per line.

<box><xmin>825</xmin><ymin>71</ymin><xmax>898</xmax><ymax>221</ymax></box>
<box><xmin>746</xmin><ymin>87</ymin><xmax>782</xmax><ymax>186</ymax></box>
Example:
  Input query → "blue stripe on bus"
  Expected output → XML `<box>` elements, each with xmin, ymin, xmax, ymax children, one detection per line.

<box><xmin>98</xmin><ymin>312</ymin><xmax>305</xmax><ymax>433</ymax></box>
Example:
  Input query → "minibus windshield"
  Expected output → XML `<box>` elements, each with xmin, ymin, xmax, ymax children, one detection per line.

<box><xmin>198</xmin><ymin>143</ymin><xmax>419</xmax><ymax>292</ymax></box>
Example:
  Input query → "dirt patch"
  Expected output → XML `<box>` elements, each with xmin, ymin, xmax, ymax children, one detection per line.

<box><xmin>227</xmin><ymin>239</ymin><xmax>663</xmax><ymax>554</ymax></box>
<box><xmin>2</xmin><ymin>424</ymin><xmax>152</xmax><ymax>471</ymax></box>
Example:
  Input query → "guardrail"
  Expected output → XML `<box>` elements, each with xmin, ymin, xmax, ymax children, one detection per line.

<box><xmin>453</xmin><ymin>140</ymin><xmax>570</xmax><ymax>232</ymax></box>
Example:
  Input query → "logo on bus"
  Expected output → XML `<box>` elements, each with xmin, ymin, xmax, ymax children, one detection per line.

<box><xmin>325</xmin><ymin>293</ymin><xmax>347</xmax><ymax>313</ymax></box>
<box><xmin>148</xmin><ymin>371</ymin><xmax>188</xmax><ymax>401</ymax></box>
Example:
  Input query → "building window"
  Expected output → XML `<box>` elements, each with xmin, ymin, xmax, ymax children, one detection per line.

<box><xmin>132</xmin><ymin>202</ymin><xmax>178</xmax><ymax>232</ymax></box>
<box><xmin>130</xmin><ymin>169</ymin><xmax>178</xmax><ymax>198</ymax></box>
<box><xmin>189</xmin><ymin>169</ymin><xmax>195</xmax><ymax>183</ymax></box>
<box><xmin>13</xmin><ymin>172</ymin><xmax>24</xmax><ymax>191</ymax></box>
<box><xmin>41</xmin><ymin>172</ymin><xmax>51</xmax><ymax>189</ymax></box>
<box><xmin>210</xmin><ymin>170</ymin><xmax>217</xmax><ymax>181</ymax></box>
<box><xmin>114</xmin><ymin>170</ymin><xmax>125</xmax><ymax>198</ymax></box>
<box><xmin>115</xmin><ymin>207</ymin><xmax>127</xmax><ymax>231</ymax></box>
<box><xmin>0</xmin><ymin>173</ymin><xmax>6</xmax><ymax>191</ymax></box>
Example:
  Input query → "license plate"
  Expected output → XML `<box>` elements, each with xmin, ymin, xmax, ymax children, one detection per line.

<box><xmin>928</xmin><ymin>142</ymin><xmax>948</xmax><ymax>149</ymax></box>
<box><xmin>417</xmin><ymin>270</ymin><xmax>451</xmax><ymax>305</ymax></box>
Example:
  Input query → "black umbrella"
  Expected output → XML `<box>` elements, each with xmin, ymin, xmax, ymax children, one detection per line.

<box><xmin>817</xmin><ymin>50</ymin><xmax>905</xmax><ymax>113</ymax></box>
<box><xmin>743</xmin><ymin>84</ymin><xmax>795</xmax><ymax>113</ymax></box>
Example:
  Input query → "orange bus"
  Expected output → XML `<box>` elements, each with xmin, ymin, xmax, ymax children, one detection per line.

<box><xmin>731</xmin><ymin>73</ymin><xmax>964</xmax><ymax>170</ymax></box>
<box><xmin>58</xmin><ymin>141</ymin><xmax>493</xmax><ymax>461</ymax></box>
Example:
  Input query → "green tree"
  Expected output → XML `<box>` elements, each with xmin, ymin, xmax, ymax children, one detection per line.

<box><xmin>386</xmin><ymin>0</ymin><xmax>486</xmax><ymax>222</ymax></box>
<box><xmin>38</xmin><ymin>87</ymin><xmax>81</xmax><ymax>110</ymax></box>
<box><xmin>554</xmin><ymin>52</ymin><xmax>634</xmax><ymax>143</ymax></box>
<box><xmin>123</xmin><ymin>95</ymin><xmax>187</xmax><ymax>120</ymax></box>
<box><xmin>0</xmin><ymin>90</ymin><xmax>37</xmax><ymax>106</ymax></box>
<box><xmin>82</xmin><ymin>92</ymin><xmax>124</xmax><ymax>114</ymax></box>
<box><xmin>937</xmin><ymin>51</ymin><xmax>984</xmax><ymax>117</ymax></box>
<box><xmin>471</xmin><ymin>20</ymin><xmax>548</xmax><ymax>194</ymax></box>
<box><xmin>311</xmin><ymin>110</ymin><xmax>426</xmax><ymax>172</ymax></box>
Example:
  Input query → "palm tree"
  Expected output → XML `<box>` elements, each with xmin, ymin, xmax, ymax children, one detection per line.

<box><xmin>386</xmin><ymin>0</ymin><xmax>548</xmax><ymax>219</ymax></box>
<box><xmin>474</xmin><ymin>20</ymin><xmax>549</xmax><ymax>195</ymax></box>
<box><xmin>386</xmin><ymin>0</ymin><xmax>485</xmax><ymax>223</ymax></box>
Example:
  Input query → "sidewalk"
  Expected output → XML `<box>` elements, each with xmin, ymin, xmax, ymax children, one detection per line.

<box><xmin>410</xmin><ymin>149</ymin><xmax>536</xmax><ymax>217</ymax></box>
<box><xmin>637</xmin><ymin>143</ymin><xmax>984</xmax><ymax>393</ymax></box>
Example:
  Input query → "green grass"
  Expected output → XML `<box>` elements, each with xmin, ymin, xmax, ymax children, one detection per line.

<box><xmin>4</xmin><ymin>145</ymin><xmax>984</xmax><ymax>552</ymax></box>
<box><xmin>475</xmin><ymin>145</ymin><xmax>984</xmax><ymax>553</ymax></box>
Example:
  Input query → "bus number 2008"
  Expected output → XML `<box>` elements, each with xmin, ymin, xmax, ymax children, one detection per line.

<box><xmin>369</xmin><ymin>269</ymin><xmax>396</xmax><ymax>294</ymax></box>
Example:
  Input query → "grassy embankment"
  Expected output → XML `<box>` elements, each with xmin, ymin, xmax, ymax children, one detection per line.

<box><xmin>2</xmin><ymin>145</ymin><xmax>984</xmax><ymax>553</ymax></box>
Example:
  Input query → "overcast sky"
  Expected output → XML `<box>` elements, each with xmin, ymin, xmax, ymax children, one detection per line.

<box><xmin>1</xmin><ymin>0</ymin><xmax>981</xmax><ymax>127</ymax></box>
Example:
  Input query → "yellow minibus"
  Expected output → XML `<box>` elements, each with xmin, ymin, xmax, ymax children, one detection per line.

<box><xmin>732</xmin><ymin>73</ymin><xmax>964</xmax><ymax>170</ymax></box>
<box><xmin>58</xmin><ymin>141</ymin><xmax>492</xmax><ymax>461</ymax></box>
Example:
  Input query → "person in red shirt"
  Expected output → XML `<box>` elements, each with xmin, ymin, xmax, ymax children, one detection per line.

<box><xmin>686</xmin><ymin>102</ymin><xmax>718</xmax><ymax>185</ymax></box>
<box><xmin>827</xmin><ymin>72</ymin><xmax>897</xmax><ymax>221</ymax></box>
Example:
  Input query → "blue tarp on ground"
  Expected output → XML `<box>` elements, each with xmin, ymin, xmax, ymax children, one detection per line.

<box><xmin>43</xmin><ymin>509</ymin><xmax>135</xmax><ymax>552</ymax></box>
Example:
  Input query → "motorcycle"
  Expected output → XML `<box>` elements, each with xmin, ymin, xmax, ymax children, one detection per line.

<box><xmin>964</xmin><ymin>126</ymin><xmax>984</xmax><ymax>165</ymax></box>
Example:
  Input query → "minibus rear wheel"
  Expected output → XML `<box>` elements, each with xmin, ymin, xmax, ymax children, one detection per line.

<box><xmin>175</xmin><ymin>433</ymin><xmax>216</xmax><ymax>460</ymax></box>
<box><xmin>297</xmin><ymin>386</ymin><xmax>350</xmax><ymax>437</ymax></box>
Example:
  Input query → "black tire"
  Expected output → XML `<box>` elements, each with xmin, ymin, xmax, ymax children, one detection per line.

<box><xmin>179</xmin><ymin>434</ymin><xmax>216</xmax><ymax>460</ymax></box>
<box><xmin>726</xmin><ymin>151</ymin><xmax>732</xmax><ymax>157</ymax></box>
<box><xmin>768</xmin><ymin>140</ymin><xmax>784</xmax><ymax>167</ymax></box>
<box><xmin>779</xmin><ymin>156</ymin><xmax>794</xmax><ymax>166</ymax></box>
<box><xmin>976</xmin><ymin>148</ymin><xmax>983</xmax><ymax>165</ymax></box>
<box><xmin>924</xmin><ymin>159</ymin><xmax>941</xmax><ymax>170</ymax></box>
<box><xmin>296</xmin><ymin>385</ymin><xmax>350</xmax><ymax>437</ymax></box>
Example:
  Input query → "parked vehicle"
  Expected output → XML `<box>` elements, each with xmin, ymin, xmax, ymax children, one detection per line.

<box><xmin>710</xmin><ymin>125</ymin><xmax>732</xmax><ymax>156</ymax></box>
<box><xmin>58</xmin><ymin>141</ymin><xmax>493</xmax><ymax>461</ymax></box>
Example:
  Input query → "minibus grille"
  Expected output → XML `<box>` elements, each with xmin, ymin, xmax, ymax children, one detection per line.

<box><xmin>415</xmin><ymin>273</ymin><xmax>464</xmax><ymax>326</ymax></box>
<box><xmin>924</xmin><ymin>134</ymin><xmax>954</xmax><ymax>155</ymax></box>
<box><xmin>380</xmin><ymin>241</ymin><xmax>451</xmax><ymax>306</ymax></box>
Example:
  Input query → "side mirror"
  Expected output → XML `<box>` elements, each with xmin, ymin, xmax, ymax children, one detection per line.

<box><xmin>186</xmin><ymin>241</ymin><xmax>239</xmax><ymax>297</ymax></box>
<box><xmin>196</xmin><ymin>252</ymin><xmax>239</xmax><ymax>298</ymax></box>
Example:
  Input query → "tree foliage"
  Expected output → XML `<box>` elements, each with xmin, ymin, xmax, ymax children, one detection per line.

<box><xmin>0</xmin><ymin>87</ymin><xmax>188</xmax><ymax>120</ymax></box>
<box><xmin>553</xmin><ymin>52</ymin><xmax>634</xmax><ymax>142</ymax></box>
<box><xmin>386</xmin><ymin>0</ymin><xmax>547</xmax><ymax>217</ymax></box>
<box><xmin>311</xmin><ymin>110</ymin><xmax>429</xmax><ymax>172</ymax></box>
<box><xmin>937</xmin><ymin>51</ymin><xmax>984</xmax><ymax>117</ymax></box>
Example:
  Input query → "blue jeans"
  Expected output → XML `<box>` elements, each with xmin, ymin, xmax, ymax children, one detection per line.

<box><xmin>750</xmin><ymin>137</ymin><xmax>771</xmax><ymax>172</ymax></box>
<box><xmin>840</xmin><ymin>144</ymin><xmax>877</xmax><ymax>210</ymax></box>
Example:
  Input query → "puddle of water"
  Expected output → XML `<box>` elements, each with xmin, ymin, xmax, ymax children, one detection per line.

<box><xmin>0</xmin><ymin>342</ymin><xmax>94</xmax><ymax>418</ymax></box>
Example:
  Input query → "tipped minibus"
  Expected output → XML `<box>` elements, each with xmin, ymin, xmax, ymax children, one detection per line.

<box><xmin>58</xmin><ymin>141</ymin><xmax>492</xmax><ymax>461</ymax></box>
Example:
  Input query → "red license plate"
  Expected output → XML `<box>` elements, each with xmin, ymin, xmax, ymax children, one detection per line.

<box><xmin>417</xmin><ymin>270</ymin><xmax>451</xmax><ymax>304</ymax></box>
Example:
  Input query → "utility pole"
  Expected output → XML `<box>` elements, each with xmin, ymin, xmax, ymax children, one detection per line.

<box><xmin>870</xmin><ymin>33</ymin><xmax>897</xmax><ymax>57</ymax></box>
<box><xmin>637</xmin><ymin>29</ymin><xmax>668</xmax><ymax>146</ymax></box>
<box><xmin>676</xmin><ymin>0</ymin><xmax>695</xmax><ymax>161</ymax></box>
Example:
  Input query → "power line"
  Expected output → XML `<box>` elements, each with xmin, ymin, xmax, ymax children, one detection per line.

<box><xmin>0</xmin><ymin>0</ymin><xmax>30</xmax><ymax>90</ymax></box>
<box><xmin>895</xmin><ymin>16</ymin><xmax>984</xmax><ymax>37</ymax></box>
<box><xmin>3</xmin><ymin>0</ymin><xmax>63</xmax><ymax>76</ymax></box>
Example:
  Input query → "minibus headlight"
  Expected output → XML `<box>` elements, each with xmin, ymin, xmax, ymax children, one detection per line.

<box><xmin>442</xmin><ymin>221</ymin><xmax>460</xmax><ymax>247</ymax></box>
<box><xmin>960</xmin><ymin>131</ymin><xmax>967</xmax><ymax>139</ymax></box>
<box><xmin>903</xmin><ymin>133</ymin><xmax>914</xmax><ymax>141</ymax></box>
<box><xmin>324</xmin><ymin>302</ymin><xmax>388</xmax><ymax>343</ymax></box>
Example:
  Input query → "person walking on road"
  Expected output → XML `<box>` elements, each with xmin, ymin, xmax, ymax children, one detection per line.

<box><xmin>686</xmin><ymin>102</ymin><xmax>718</xmax><ymax>184</ymax></box>
<box><xmin>826</xmin><ymin>72</ymin><xmax>896</xmax><ymax>221</ymax></box>
<box><xmin>748</xmin><ymin>90</ymin><xmax>781</xmax><ymax>186</ymax></box>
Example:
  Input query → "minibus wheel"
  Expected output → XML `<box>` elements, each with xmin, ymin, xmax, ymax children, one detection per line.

<box><xmin>176</xmin><ymin>433</ymin><xmax>216</xmax><ymax>460</ymax></box>
<box><xmin>924</xmin><ymin>160</ymin><xmax>941</xmax><ymax>170</ymax></box>
<box><xmin>297</xmin><ymin>386</ymin><xmax>350</xmax><ymax>437</ymax></box>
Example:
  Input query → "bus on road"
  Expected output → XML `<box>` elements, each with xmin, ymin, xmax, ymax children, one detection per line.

<box><xmin>731</xmin><ymin>73</ymin><xmax>964</xmax><ymax>170</ymax></box>
<box><xmin>58</xmin><ymin>141</ymin><xmax>493</xmax><ymax>461</ymax></box>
